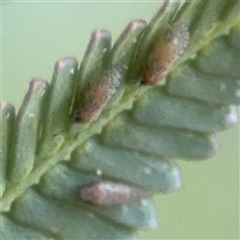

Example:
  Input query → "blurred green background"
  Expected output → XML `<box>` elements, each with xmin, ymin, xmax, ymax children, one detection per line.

<box><xmin>1</xmin><ymin>2</ymin><xmax>239</xmax><ymax>239</ymax></box>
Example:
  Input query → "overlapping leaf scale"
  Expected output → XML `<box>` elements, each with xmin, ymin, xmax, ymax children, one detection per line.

<box><xmin>132</xmin><ymin>27</ymin><xmax>240</xmax><ymax>133</ymax></box>
<box><xmin>74</xmin><ymin>29</ymin><xmax>112</xmax><ymax>112</ymax></box>
<box><xmin>71</xmin><ymin>137</ymin><xmax>181</xmax><ymax>193</ymax></box>
<box><xmin>102</xmin><ymin>113</ymin><xmax>218</xmax><ymax>160</ymax></box>
<box><xmin>35</xmin><ymin>18</ymin><xmax>157</xmax><ymax>236</ymax></box>
<box><xmin>132</xmin><ymin>89</ymin><xmax>238</xmax><ymax>133</ymax></box>
<box><xmin>0</xmin><ymin>102</ymin><xmax>15</xmax><ymax>198</ymax></box>
<box><xmin>69</xmin><ymin>19</ymin><xmax>147</xmax><ymax>136</ymax></box>
<box><xmin>8</xmin><ymin>80</ymin><xmax>49</xmax><ymax>183</ymax></box>
<box><xmin>1</xmin><ymin>1</ymin><xmax>239</xmax><ymax>240</ymax></box>
<box><xmin>1</xmin><ymin>79</ymin><xmax>50</xmax><ymax>212</ymax></box>
<box><xmin>168</xmin><ymin>27</ymin><xmax>240</xmax><ymax>105</ymax></box>
<box><xmin>1</xmin><ymin>16</ymin><xmax>157</xmax><ymax>240</ymax></box>
<box><xmin>11</xmin><ymin>187</ymin><xmax>137</xmax><ymax>240</ymax></box>
<box><xmin>101</xmin><ymin>2</ymin><xmax>239</xmax><ymax>161</ymax></box>
<box><xmin>128</xmin><ymin>0</ymin><xmax>184</xmax><ymax>81</ymax></box>
<box><xmin>1</xmin><ymin>58</ymin><xmax>79</xmax><ymax>213</ymax></box>
<box><xmin>2</xmin><ymin>68</ymin><xmax>141</xmax><ymax>238</ymax></box>
<box><xmin>39</xmin><ymin>57</ymin><xmax>78</xmax><ymax>156</ymax></box>
<box><xmin>38</xmin><ymin>163</ymin><xmax>158</xmax><ymax>230</ymax></box>
<box><xmin>173</xmin><ymin>0</ymin><xmax>240</xmax><ymax>65</ymax></box>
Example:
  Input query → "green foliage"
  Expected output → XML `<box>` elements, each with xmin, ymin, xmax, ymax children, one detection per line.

<box><xmin>1</xmin><ymin>1</ymin><xmax>239</xmax><ymax>239</ymax></box>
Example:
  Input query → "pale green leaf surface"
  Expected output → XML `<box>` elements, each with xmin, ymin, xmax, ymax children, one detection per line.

<box><xmin>1</xmin><ymin>1</ymin><xmax>239</xmax><ymax>239</ymax></box>
<box><xmin>102</xmin><ymin>115</ymin><xmax>218</xmax><ymax>160</ymax></box>
<box><xmin>11</xmin><ymin>188</ymin><xmax>137</xmax><ymax>240</ymax></box>
<box><xmin>78</xmin><ymin>30</ymin><xmax>112</xmax><ymax>84</ymax></box>
<box><xmin>133</xmin><ymin>89</ymin><xmax>238</xmax><ymax>133</ymax></box>
<box><xmin>0</xmin><ymin>102</ymin><xmax>15</xmax><ymax>197</ymax></box>
<box><xmin>39</xmin><ymin>58</ymin><xmax>78</xmax><ymax>156</ymax></box>
<box><xmin>9</xmin><ymin>80</ymin><xmax>49</xmax><ymax>183</ymax></box>
<box><xmin>168</xmin><ymin>31</ymin><xmax>240</xmax><ymax>104</ymax></box>
<box><xmin>1</xmin><ymin>214</ymin><xmax>53</xmax><ymax>240</ymax></box>
<box><xmin>71</xmin><ymin>139</ymin><xmax>181</xmax><ymax>192</ymax></box>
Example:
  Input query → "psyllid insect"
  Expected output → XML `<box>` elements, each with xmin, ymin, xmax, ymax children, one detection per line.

<box><xmin>79</xmin><ymin>181</ymin><xmax>154</xmax><ymax>206</ymax></box>
<box><xmin>75</xmin><ymin>66</ymin><xmax>123</xmax><ymax>124</ymax></box>
<box><xmin>142</xmin><ymin>23</ymin><xmax>189</xmax><ymax>85</ymax></box>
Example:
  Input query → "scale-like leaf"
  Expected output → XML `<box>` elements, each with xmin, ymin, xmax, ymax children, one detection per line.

<box><xmin>0</xmin><ymin>102</ymin><xmax>15</xmax><ymax>197</ymax></box>
<box><xmin>1</xmin><ymin>1</ymin><xmax>239</xmax><ymax>239</ymax></box>
<box><xmin>9</xmin><ymin>80</ymin><xmax>49</xmax><ymax>183</ymax></box>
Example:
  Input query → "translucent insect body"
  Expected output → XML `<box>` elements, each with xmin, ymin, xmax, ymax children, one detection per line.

<box><xmin>80</xmin><ymin>181</ymin><xmax>153</xmax><ymax>206</ymax></box>
<box><xmin>75</xmin><ymin>66</ymin><xmax>122</xmax><ymax>124</ymax></box>
<box><xmin>142</xmin><ymin>23</ymin><xmax>189</xmax><ymax>85</ymax></box>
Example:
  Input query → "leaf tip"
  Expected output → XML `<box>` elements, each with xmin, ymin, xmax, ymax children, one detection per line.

<box><xmin>91</xmin><ymin>29</ymin><xmax>111</xmax><ymax>43</ymax></box>
<box><xmin>128</xmin><ymin>19</ymin><xmax>147</xmax><ymax>30</ymax></box>
<box><xmin>0</xmin><ymin>101</ymin><xmax>14</xmax><ymax>111</ymax></box>
<box><xmin>54</xmin><ymin>57</ymin><xmax>78</xmax><ymax>72</ymax></box>
<box><xmin>225</xmin><ymin>105</ymin><xmax>239</xmax><ymax>127</ymax></box>
<box><xmin>156</xmin><ymin>0</ymin><xmax>170</xmax><ymax>16</ymax></box>
<box><xmin>29</xmin><ymin>78</ymin><xmax>49</xmax><ymax>91</ymax></box>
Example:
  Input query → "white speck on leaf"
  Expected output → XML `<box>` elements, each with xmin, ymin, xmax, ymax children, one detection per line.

<box><xmin>219</xmin><ymin>82</ymin><xmax>227</xmax><ymax>91</ymax></box>
<box><xmin>69</xmin><ymin>67</ymin><xmax>75</xmax><ymax>74</ymax></box>
<box><xmin>96</xmin><ymin>169</ymin><xmax>103</xmax><ymax>176</ymax></box>
<box><xmin>144</xmin><ymin>167</ymin><xmax>152</xmax><ymax>175</ymax></box>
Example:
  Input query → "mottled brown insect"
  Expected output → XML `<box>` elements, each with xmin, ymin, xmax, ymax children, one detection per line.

<box><xmin>80</xmin><ymin>181</ymin><xmax>153</xmax><ymax>206</ymax></box>
<box><xmin>75</xmin><ymin>66</ymin><xmax>122</xmax><ymax>124</ymax></box>
<box><xmin>142</xmin><ymin>23</ymin><xmax>189</xmax><ymax>85</ymax></box>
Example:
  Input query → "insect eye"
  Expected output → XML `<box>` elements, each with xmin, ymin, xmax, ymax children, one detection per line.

<box><xmin>75</xmin><ymin>116</ymin><xmax>82</xmax><ymax>123</ymax></box>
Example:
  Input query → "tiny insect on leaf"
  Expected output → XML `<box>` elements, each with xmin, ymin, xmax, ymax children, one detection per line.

<box><xmin>75</xmin><ymin>66</ymin><xmax>123</xmax><ymax>124</ymax></box>
<box><xmin>142</xmin><ymin>23</ymin><xmax>189</xmax><ymax>85</ymax></box>
<box><xmin>79</xmin><ymin>181</ymin><xmax>154</xmax><ymax>206</ymax></box>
